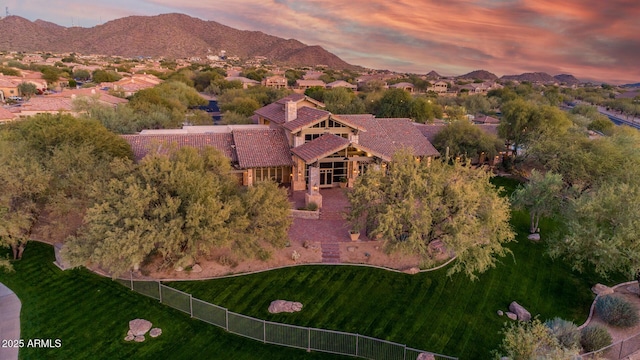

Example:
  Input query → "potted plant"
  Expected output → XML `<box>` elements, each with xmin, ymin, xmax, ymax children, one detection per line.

<box><xmin>349</xmin><ymin>229</ymin><xmax>360</xmax><ymax>241</ymax></box>
<box><xmin>339</xmin><ymin>177</ymin><xmax>347</xmax><ymax>188</ymax></box>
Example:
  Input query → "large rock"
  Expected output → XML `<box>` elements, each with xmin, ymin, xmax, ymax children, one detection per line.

<box><xmin>268</xmin><ymin>300</ymin><xmax>303</xmax><ymax>314</ymax></box>
<box><xmin>509</xmin><ymin>301</ymin><xmax>531</xmax><ymax>321</ymax></box>
<box><xmin>506</xmin><ymin>312</ymin><xmax>518</xmax><ymax>320</ymax></box>
<box><xmin>149</xmin><ymin>328</ymin><xmax>162</xmax><ymax>338</ymax></box>
<box><xmin>124</xmin><ymin>335</ymin><xmax>135</xmax><ymax>342</ymax></box>
<box><xmin>416</xmin><ymin>353</ymin><xmax>436</xmax><ymax>360</ymax></box>
<box><xmin>129</xmin><ymin>319</ymin><xmax>153</xmax><ymax>336</ymax></box>
<box><xmin>404</xmin><ymin>267</ymin><xmax>420</xmax><ymax>275</ymax></box>
<box><xmin>134</xmin><ymin>335</ymin><xmax>145</xmax><ymax>342</ymax></box>
<box><xmin>592</xmin><ymin>283</ymin><xmax>614</xmax><ymax>296</ymax></box>
<box><xmin>527</xmin><ymin>233</ymin><xmax>541</xmax><ymax>241</ymax></box>
<box><xmin>191</xmin><ymin>264</ymin><xmax>202</xmax><ymax>273</ymax></box>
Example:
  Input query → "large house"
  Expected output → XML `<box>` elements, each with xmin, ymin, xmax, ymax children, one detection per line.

<box><xmin>124</xmin><ymin>94</ymin><xmax>440</xmax><ymax>208</ymax></box>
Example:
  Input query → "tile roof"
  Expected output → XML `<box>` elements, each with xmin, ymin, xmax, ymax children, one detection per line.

<box><xmin>233</xmin><ymin>129</ymin><xmax>294</xmax><ymax>168</ymax></box>
<box><xmin>19</xmin><ymin>97</ymin><xmax>75</xmax><ymax>112</ymax></box>
<box><xmin>0</xmin><ymin>107</ymin><xmax>16</xmax><ymax>121</ymax></box>
<box><xmin>340</xmin><ymin>116</ymin><xmax>440</xmax><ymax>159</ymax></box>
<box><xmin>291</xmin><ymin>133</ymin><xmax>350</xmax><ymax>164</ymax></box>
<box><xmin>413</xmin><ymin>123</ymin><xmax>447</xmax><ymax>143</ymax></box>
<box><xmin>282</xmin><ymin>107</ymin><xmax>331</xmax><ymax>132</ymax></box>
<box><xmin>473</xmin><ymin>115</ymin><xmax>500</xmax><ymax>124</ymax></box>
<box><xmin>121</xmin><ymin>133</ymin><xmax>236</xmax><ymax>163</ymax></box>
<box><xmin>476</xmin><ymin>124</ymin><xmax>500</xmax><ymax>137</ymax></box>
<box><xmin>255</xmin><ymin>95</ymin><xmax>327</xmax><ymax>126</ymax></box>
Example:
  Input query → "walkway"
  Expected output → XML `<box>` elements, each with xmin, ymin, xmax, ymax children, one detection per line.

<box><xmin>289</xmin><ymin>188</ymin><xmax>370</xmax><ymax>263</ymax></box>
<box><xmin>0</xmin><ymin>283</ymin><xmax>21</xmax><ymax>360</ymax></box>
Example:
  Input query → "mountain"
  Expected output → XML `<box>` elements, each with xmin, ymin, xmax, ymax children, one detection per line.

<box><xmin>553</xmin><ymin>74</ymin><xmax>580</xmax><ymax>85</ymax></box>
<box><xmin>457</xmin><ymin>70</ymin><xmax>498</xmax><ymax>81</ymax></box>
<box><xmin>500</xmin><ymin>72</ymin><xmax>556</xmax><ymax>83</ymax></box>
<box><xmin>0</xmin><ymin>14</ymin><xmax>356</xmax><ymax>69</ymax></box>
<box><xmin>425</xmin><ymin>70</ymin><xmax>441</xmax><ymax>79</ymax></box>
<box><xmin>621</xmin><ymin>83</ymin><xmax>640</xmax><ymax>88</ymax></box>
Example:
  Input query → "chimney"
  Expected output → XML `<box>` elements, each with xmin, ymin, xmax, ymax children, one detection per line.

<box><xmin>285</xmin><ymin>100</ymin><xmax>297</xmax><ymax>122</ymax></box>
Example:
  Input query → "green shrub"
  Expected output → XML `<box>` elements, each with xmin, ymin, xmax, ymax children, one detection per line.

<box><xmin>580</xmin><ymin>324</ymin><xmax>612</xmax><ymax>352</ymax></box>
<box><xmin>545</xmin><ymin>317</ymin><xmax>580</xmax><ymax>349</ymax></box>
<box><xmin>596</xmin><ymin>295</ymin><xmax>639</xmax><ymax>328</ymax></box>
<box><xmin>306</xmin><ymin>202</ymin><xmax>318</xmax><ymax>211</ymax></box>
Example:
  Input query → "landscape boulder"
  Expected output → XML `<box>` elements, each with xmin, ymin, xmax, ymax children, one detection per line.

<box><xmin>509</xmin><ymin>301</ymin><xmax>531</xmax><ymax>321</ymax></box>
<box><xmin>404</xmin><ymin>267</ymin><xmax>420</xmax><ymax>275</ymax></box>
<box><xmin>134</xmin><ymin>335</ymin><xmax>145</xmax><ymax>342</ymax></box>
<box><xmin>506</xmin><ymin>312</ymin><xmax>518</xmax><ymax>320</ymax></box>
<box><xmin>129</xmin><ymin>319</ymin><xmax>153</xmax><ymax>336</ymax></box>
<box><xmin>191</xmin><ymin>264</ymin><xmax>202</xmax><ymax>273</ymax></box>
<box><xmin>124</xmin><ymin>335</ymin><xmax>135</xmax><ymax>342</ymax></box>
<box><xmin>268</xmin><ymin>300</ymin><xmax>303</xmax><ymax>314</ymax></box>
<box><xmin>416</xmin><ymin>353</ymin><xmax>435</xmax><ymax>360</ymax></box>
<box><xmin>149</xmin><ymin>328</ymin><xmax>162</xmax><ymax>338</ymax></box>
<box><xmin>527</xmin><ymin>233</ymin><xmax>541</xmax><ymax>241</ymax></box>
<box><xmin>497</xmin><ymin>310</ymin><xmax>504</xmax><ymax>316</ymax></box>
<box><xmin>592</xmin><ymin>283</ymin><xmax>614</xmax><ymax>296</ymax></box>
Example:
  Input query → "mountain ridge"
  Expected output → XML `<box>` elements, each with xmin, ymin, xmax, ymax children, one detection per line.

<box><xmin>0</xmin><ymin>14</ymin><xmax>356</xmax><ymax>69</ymax></box>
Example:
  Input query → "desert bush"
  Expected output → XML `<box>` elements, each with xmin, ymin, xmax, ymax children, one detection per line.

<box><xmin>217</xmin><ymin>255</ymin><xmax>238</xmax><ymax>268</ymax></box>
<box><xmin>545</xmin><ymin>317</ymin><xmax>580</xmax><ymax>349</ymax></box>
<box><xmin>596</xmin><ymin>295</ymin><xmax>639</xmax><ymax>327</ymax></box>
<box><xmin>580</xmin><ymin>324</ymin><xmax>612</xmax><ymax>352</ymax></box>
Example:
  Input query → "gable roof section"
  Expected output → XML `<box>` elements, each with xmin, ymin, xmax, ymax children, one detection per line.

<box><xmin>282</xmin><ymin>107</ymin><xmax>331</xmax><ymax>132</ymax></box>
<box><xmin>255</xmin><ymin>94</ymin><xmax>327</xmax><ymax>125</ymax></box>
<box><xmin>121</xmin><ymin>133</ymin><xmax>236</xmax><ymax>163</ymax></box>
<box><xmin>275</xmin><ymin>94</ymin><xmax>325</xmax><ymax>108</ymax></box>
<box><xmin>340</xmin><ymin>116</ymin><xmax>440</xmax><ymax>159</ymax></box>
<box><xmin>233</xmin><ymin>129</ymin><xmax>293</xmax><ymax>168</ymax></box>
<box><xmin>291</xmin><ymin>133</ymin><xmax>350</xmax><ymax>164</ymax></box>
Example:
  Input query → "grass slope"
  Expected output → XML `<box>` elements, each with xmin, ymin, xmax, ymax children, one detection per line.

<box><xmin>167</xmin><ymin>177</ymin><xmax>621</xmax><ymax>359</ymax></box>
<box><xmin>0</xmin><ymin>242</ymin><xmax>349</xmax><ymax>360</ymax></box>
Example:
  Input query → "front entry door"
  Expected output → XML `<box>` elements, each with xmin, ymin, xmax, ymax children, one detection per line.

<box><xmin>319</xmin><ymin>169</ymin><xmax>333</xmax><ymax>187</ymax></box>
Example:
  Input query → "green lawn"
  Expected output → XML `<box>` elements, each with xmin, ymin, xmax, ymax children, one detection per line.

<box><xmin>166</xmin><ymin>176</ymin><xmax>622</xmax><ymax>359</ymax></box>
<box><xmin>0</xmin><ymin>176</ymin><xmax>623</xmax><ymax>359</ymax></box>
<box><xmin>0</xmin><ymin>242</ymin><xmax>350</xmax><ymax>360</ymax></box>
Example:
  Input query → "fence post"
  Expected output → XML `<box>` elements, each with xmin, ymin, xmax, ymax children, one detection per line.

<box><xmin>355</xmin><ymin>334</ymin><xmax>359</xmax><ymax>357</ymax></box>
<box><xmin>307</xmin><ymin>328</ymin><xmax>311</xmax><ymax>352</ymax></box>
<box><xmin>619</xmin><ymin>339</ymin><xmax>624</xmax><ymax>359</ymax></box>
<box><xmin>158</xmin><ymin>282</ymin><xmax>162</xmax><ymax>303</ymax></box>
<box><xmin>225</xmin><ymin>309</ymin><xmax>229</xmax><ymax>331</ymax></box>
<box><xmin>403</xmin><ymin>345</ymin><xmax>407</xmax><ymax>360</ymax></box>
<box><xmin>189</xmin><ymin>294</ymin><xmax>193</xmax><ymax>318</ymax></box>
<box><xmin>263</xmin><ymin>319</ymin><xmax>266</xmax><ymax>343</ymax></box>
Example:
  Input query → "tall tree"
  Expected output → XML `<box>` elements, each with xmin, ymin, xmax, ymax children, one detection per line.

<box><xmin>432</xmin><ymin>120</ymin><xmax>503</xmax><ymax>160</ymax></box>
<box><xmin>0</xmin><ymin>141</ymin><xmax>50</xmax><ymax>259</ymax></box>
<box><xmin>549</xmin><ymin>182</ymin><xmax>640</xmax><ymax>278</ymax></box>
<box><xmin>347</xmin><ymin>150</ymin><xmax>515</xmax><ymax>279</ymax></box>
<box><xmin>17</xmin><ymin>82</ymin><xmax>37</xmax><ymax>99</ymax></box>
<box><xmin>511</xmin><ymin>170</ymin><xmax>564</xmax><ymax>234</ymax></box>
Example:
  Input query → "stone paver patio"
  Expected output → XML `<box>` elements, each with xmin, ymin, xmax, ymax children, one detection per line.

<box><xmin>289</xmin><ymin>188</ymin><xmax>371</xmax><ymax>263</ymax></box>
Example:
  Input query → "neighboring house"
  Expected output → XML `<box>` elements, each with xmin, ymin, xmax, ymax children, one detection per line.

<box><xmin>295</xmin><ymin>79</ymin><xmax>326</xmax><ymax>91</ymax></box>
<box><xmin>0</xmin><ymin>75</ymin><xmax>48</xmax><ymax>100</ymax></box>
<box><xmin>326</xmin><ymin>80</ymin><xmax>357</xmax><ymax>91</ymax></box>
<box><xmin>225</xmin><ymin>76</ymin><xmax>260</xmax><ymax>89</ymax></box>
<box><xmin>106</xmin><ymin>74</ymin><xmax>162</xmax><ymax>97</ymax></box>
<box><xmin>473</xmin><ymin>115</ymin><xmax>500</xmax><ymax>124</ymax></box>
<box><xmin>262</xmin><ymin>76</ymin><xmax>288</xmax><ymax>89</ymax></box>
<box><xmin>0</xmin><ymin>106</ymin><xmax>17</xmax><ymax>123</ymax></box>
<box><xmin>427</xmin><ymin>81</ymin><xmax>449</xmax><ymax>93</ymax></box>
<box><xmin>15</xmin><ymin>88</ymin><xmax>127</xmax><ymax>117</ymax></box>
<box><xmin>389</xmin><ymin>82</ymin><xmax>415</xmax><ymax>93</ymax></box>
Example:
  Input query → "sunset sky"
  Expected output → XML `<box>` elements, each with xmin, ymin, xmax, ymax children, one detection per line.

<box><xmin>7</xmin><ymin>0</ymin><xmax>640</xmax><ymax>84</ymax></box>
